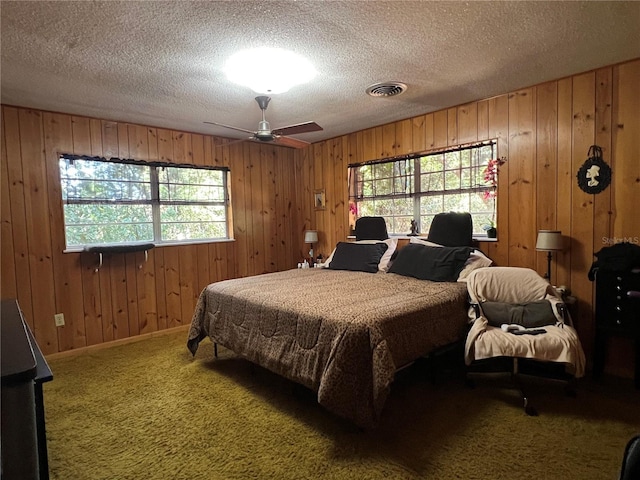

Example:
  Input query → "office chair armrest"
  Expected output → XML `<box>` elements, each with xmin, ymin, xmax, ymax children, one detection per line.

<box><xmin>557</xmin><ymin>302</ymin><xmax>566</xmax><ymax>320</ymax></box>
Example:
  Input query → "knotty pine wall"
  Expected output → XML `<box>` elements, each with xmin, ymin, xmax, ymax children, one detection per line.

<box><xmin>1</xmin><ymin>108</ymin><xmax>307</xmax><ymax>355</ymax></box>
<box><xmin>298</xmin><ymin>59</ymin><xmax>640</xmax><ymax>378</ymax></box>
<box><xmin>2</xmin><ymin>59</ymin><xmax>638</xmax><ymax>376</ymax></box>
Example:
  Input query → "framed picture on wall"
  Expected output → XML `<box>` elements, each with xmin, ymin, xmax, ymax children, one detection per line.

<box><xmin>314</xmin><ymin>189</ymin><xmax>326</xmax><ymax>210</ymax></box>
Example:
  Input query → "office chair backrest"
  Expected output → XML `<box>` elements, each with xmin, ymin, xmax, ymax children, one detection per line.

<box><xmin>467</xmin><ymin>267</ymin><xmax>555</xmax><ymax>304</ymax></box>
<box><xmin>620</xmin><ymin>435</ymin><xmax>640</xmax><ymax>480</ymax></box>
<box><xmin>355</xmin><ymin>216</ymin><xmax>389</xmax><ymax>241</ymax></box>
<box><xmin>427</xmin><ymin>212</ymin><xmax>473</xmax><ymax>247</ymax></box>
<box><xmin>466</xmin><ymin>266</ymin><xmax>564</xmax><ymax>325</ymax></box>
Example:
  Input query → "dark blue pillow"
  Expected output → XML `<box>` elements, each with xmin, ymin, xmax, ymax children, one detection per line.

<box><xmin>328</xmin><ymin>242</ymin><xmax>388</xmax><ymax>273</ymax></box>
<box><xmin>388</xmin><ymin>243</ymin><xmax>473</xmax><ymax>281</ymax></box>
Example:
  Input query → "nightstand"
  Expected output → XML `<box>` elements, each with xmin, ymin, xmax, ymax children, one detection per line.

<box><xmin>592</xmin><ymin>269</ymin><xmax>640</xmax><ymax>388</ymax></box>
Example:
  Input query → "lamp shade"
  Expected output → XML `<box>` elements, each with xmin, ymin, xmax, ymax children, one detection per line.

<box><xmin>304</xmin><ymin>230</ymin><xmax>318</xmax><ymax>243</ymax></box>
<box><xmin>536</xmin><ymin>230</ymin><xmax>563</xmax><ymax>251</ymax></box>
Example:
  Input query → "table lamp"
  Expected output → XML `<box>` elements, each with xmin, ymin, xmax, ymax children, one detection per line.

<box><xmin>536</xmin><ymin>230</ymin><xmax>563</xmax><ymax>280</ymax></box>
<box><xmin>304</xmin><ymin>230</ymin><xmax>318</xmax><ymax>261</ymax></box>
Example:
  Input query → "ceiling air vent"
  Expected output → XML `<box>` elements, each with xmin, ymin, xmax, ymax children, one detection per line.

<box><xmin>365</xmin><ymin>82</ymin><xmax>407</xmax><ymax>97</ymax></box>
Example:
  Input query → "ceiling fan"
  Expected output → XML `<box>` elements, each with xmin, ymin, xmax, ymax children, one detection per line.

<box><xmin>205</xmin><ymin>96</ymin><xmax>323</xmax><ymax>149</ymax></box>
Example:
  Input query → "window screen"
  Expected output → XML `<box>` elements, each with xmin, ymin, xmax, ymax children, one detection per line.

<box><xmin>349</xmin><ymin>141</ymin><xmax>498</xmax><ymax>235</ymax></box>
<box><xmin>59</xmin><ymin>155</ymin><xmax>230</xmax><ymax>248</ymax></box>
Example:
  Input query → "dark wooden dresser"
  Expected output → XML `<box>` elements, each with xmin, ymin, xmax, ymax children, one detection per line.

<box><xmin>593</xmin><ymin>268</ymin><xmax>640</xmax><ymax>388</ymax></box>
<box><xmin>1</xmin><ymin>299</ymin><xmax>53</xmax><ymax>479</ymax></box>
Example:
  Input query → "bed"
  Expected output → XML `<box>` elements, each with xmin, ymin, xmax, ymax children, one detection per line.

<box><xmin>187</xmin><ymin>214</ymin><xmax>490</xmax><ymax>427</ymax></box>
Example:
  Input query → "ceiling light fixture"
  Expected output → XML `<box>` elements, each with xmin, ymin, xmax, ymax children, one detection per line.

<box><xmin>223</xmin><ymin>47</ymin><xmax>317</xmax><ymax>94</ymax></box>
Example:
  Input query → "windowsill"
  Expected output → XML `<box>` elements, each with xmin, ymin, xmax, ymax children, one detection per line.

<box><xmin>63</xmin><ymin>237</ymin><xmax>235</xmax><ymax>254</ymax></box>
<box><xmin>83</xmin><ymin>242</ymin><xmax>155</xmax><ymax>254</ymax></box>
<box><xmin>155</xmin><ymin>238</ymin><xmax>236</xmax><ymax>248</ymax></box>
<box><xmin>347</xmin><ymin>234</ymin><xmax>498</xmax><ymax>242</ymax></box>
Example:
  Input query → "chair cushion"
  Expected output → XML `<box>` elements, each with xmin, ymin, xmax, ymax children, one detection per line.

<box><xmin>464</xmin><ymin>317</ymin><xmax>586</xmax><ymax>378</ymax></box>
<box><xmin>481</xmin><ymin>300</ymin><xmax>557</xmax><ymax>328</ymax></box>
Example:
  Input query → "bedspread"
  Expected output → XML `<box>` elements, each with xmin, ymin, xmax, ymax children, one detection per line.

<box><xmin>187</xmin><ymin>268</ymin><xmax>469</xmax><ymax>427</ymax></box>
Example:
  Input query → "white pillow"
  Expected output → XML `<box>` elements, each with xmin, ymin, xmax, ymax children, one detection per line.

<box><xmin>457</xmin><ymin>250</ymin><xmax>494</xmax><ymax>282</ymax></box>
<box><xmin>324</xmin><ymin>238</ymin><xmax>398</xmax><ymax>272</ymax></box>
<box><xmin>409</xmin><ymin>237</ymin><xmax>444</xmax><ymax>248</ymax></box>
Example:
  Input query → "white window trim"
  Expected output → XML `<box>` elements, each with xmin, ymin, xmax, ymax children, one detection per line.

<box><xmin>348</xmin><ymin>140</ymin><xmax>498</xmax><ymax>235</ymax></box>
<box><xmin>58</xmin><ymin>154</ymin><xmax>231</xmax><ymax>249</ymax></box>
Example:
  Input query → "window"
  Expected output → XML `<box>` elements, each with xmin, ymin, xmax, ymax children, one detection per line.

<box><xmin>349</xmin><ymin>141</ymin><xmax>497</xmax><ymax>236</ymax></box>
<box><xmin>59</xmin><ymin>155</ymin><xmax>230</xmax><ymax>249</ymax></box>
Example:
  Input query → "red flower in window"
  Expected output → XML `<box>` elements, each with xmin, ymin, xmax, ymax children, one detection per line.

<box><xmin>482</xmin><ymin>157</ymin><xmax>507</xmax><ymax>228</ymax></box>
<box><xmin>483</xmin><ymin>157</ymin><xmax>507</xmax><ymax>191</ymax></box>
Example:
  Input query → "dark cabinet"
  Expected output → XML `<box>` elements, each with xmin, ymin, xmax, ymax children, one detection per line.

<box><xmin>1</xmin><ymin>300</ymin><xmax>53</xmax><ymax>479</ymax></box>
<box><xmin>593</xmin><ymin>269</ymin><xmax>640</xmax><ymax>388</ymax></box>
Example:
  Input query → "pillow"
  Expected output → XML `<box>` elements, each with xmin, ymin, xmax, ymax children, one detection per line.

<box><xmin>457</xmin><ymin>250</ymin><xmax>494</xmax><ymax>282</ymax></box>
<box><xmin>481</xmin><ymin>300</ymin><xmax>557</xmax><ymax>328</ymax></box>
<box><xmin>356</xmin><ymin>238</ymin><xmax>398</xmax><ymax>272</ymax></box>
<box><xmin>327</xmin><ymin>242</ymin><xmax>389</xmax><ymax>273</ymax></box>
<box><xmin>409</xmin><ymin>237</ymin><xmax>444</xmax><ymax>248</ymax></box>
<box><xmin>324</xmin><ymin>238</ymin><xmax>397</xmax><ymax>272</ymax></box>
<box><xmin>388</xmin><ymin>243</ymin><xmax>473</xmax><ymax>281</ymax></box>
<box><xmin>408</xmin><ymin>238</ymin><xmax>493</xmax><ymax>281</ymax></box>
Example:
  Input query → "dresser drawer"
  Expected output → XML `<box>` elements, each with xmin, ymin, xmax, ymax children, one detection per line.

<box><xmin>595</xmin><ymin>270</ymin><xmax>640</xmax><ymax>332</ymax></box>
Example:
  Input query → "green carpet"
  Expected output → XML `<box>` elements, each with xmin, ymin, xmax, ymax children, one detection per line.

<box><xmin>45</xmin><ymin>330</ymin><xmax>640</xmax><ymax>480</ymax></box>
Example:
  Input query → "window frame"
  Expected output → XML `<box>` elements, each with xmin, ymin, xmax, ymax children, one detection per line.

<box><xmin>348</xmin><ymin>140</ymin><xmax>498</xmax><ymax>237</ymax></box>
<box><xmin>58</xmin><ymin>154</ymin><xmax>231</xmax><ymax>250</ymax></box>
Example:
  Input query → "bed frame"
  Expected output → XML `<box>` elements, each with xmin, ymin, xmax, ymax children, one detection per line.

<box><xmin>187</xmin><ymin>214</ymin><xmax>475</xmax><ymax>427</ymax></box>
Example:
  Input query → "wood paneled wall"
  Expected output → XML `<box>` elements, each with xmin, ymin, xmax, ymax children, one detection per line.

<box><xmin>1</xmin><ymin>109</ymin><xmax>306</xmax><ymax>354</ymax></box>
<box><xmin>298</xmin><ymin>59</ymin><xmax>640</xmax><ymax>377</ymax></box>
<box><xmin>2</xmin><ymin>59</ymin><xmax>638</xmax><ymax>377</ymax></box>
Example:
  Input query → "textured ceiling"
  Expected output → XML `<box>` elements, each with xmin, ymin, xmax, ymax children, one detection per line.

<box><xmin>2</xmin><ymin>1</ymin><xmax>639</xmax><ymax>145</ymax></box>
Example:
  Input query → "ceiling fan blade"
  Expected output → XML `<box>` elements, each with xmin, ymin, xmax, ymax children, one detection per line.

<box><xmin>272</xmin><ymin>136</ymin><xmax>311</xmax><ymax>149</ymax></box>
<box><xmin>214</xmin><ymin>137</ymin><xmax>251</xmax><ymax>148</ymax></box>
<box><xmin>272</xmin><ymin>122</ymin><xmax>323</xmax><ymax>136</ymax></box>
<box><xmin>204</xmin><ymin>121</ymin><xmax>255</xmax><ymax>135</ymax></box>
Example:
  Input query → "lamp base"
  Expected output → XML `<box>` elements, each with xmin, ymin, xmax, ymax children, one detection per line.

<box><xmin>545</xmin><ymin>252</ymin><xmax>552</xmax><ymax>280</ymax></box>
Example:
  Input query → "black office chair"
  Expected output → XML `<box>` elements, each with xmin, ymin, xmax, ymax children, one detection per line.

<box><xmin>464</xmin><ymin>267</ymin><xmax>586</xmax><ymax>416</ymax></box>
<box><xmin>620</xmin><ymin>434</ymin><xmax>640</xmax><ymax>480</ymax></box>
<box><xmin>427</xmin><ymin>212</ymin><xmax>473</xmax><ymax>247</ymax></box>
<box><xmin>355</xmin><ymin>216</ymin><xmax>389</xmax><ymax>241</ymax></box>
